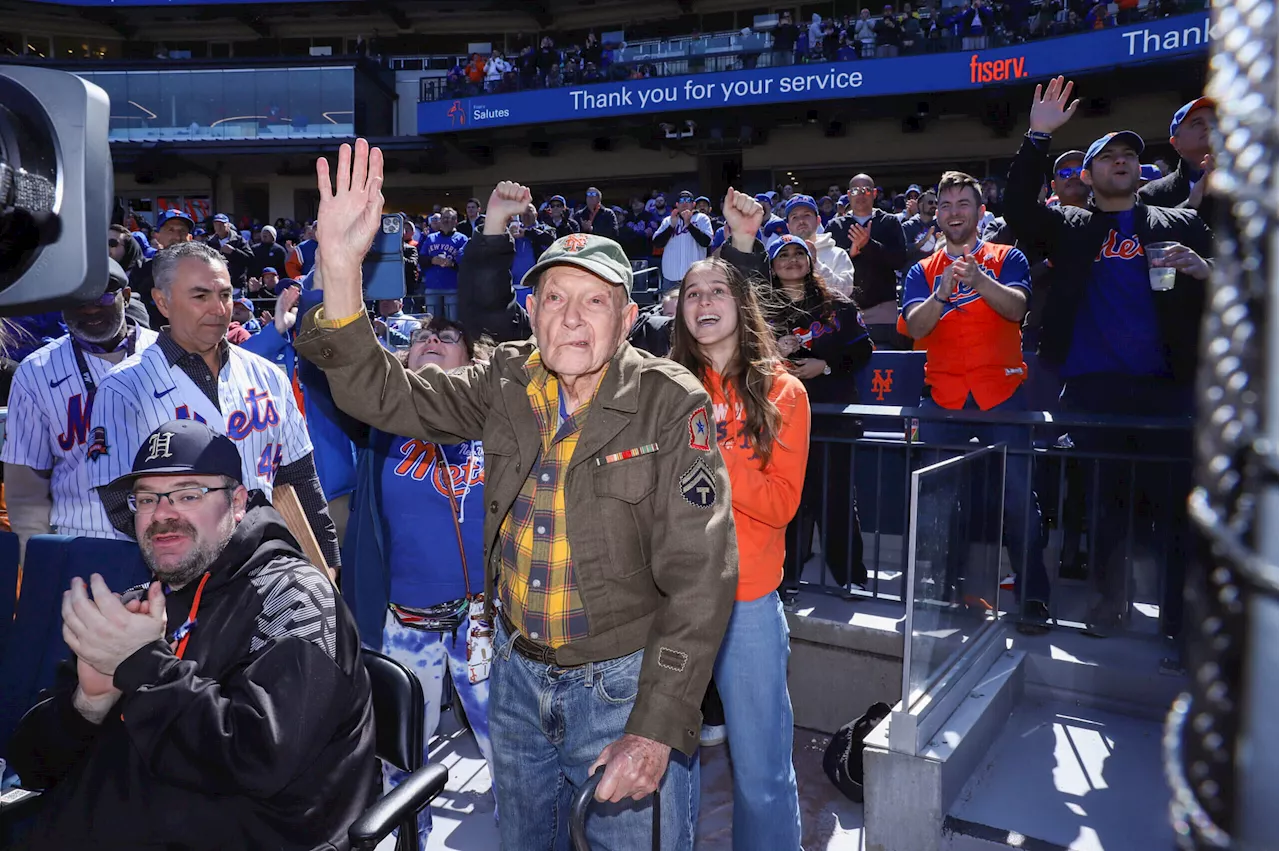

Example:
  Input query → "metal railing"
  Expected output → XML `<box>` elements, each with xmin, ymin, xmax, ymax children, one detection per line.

<box><xmin>796</xmin><ymin>403</ymin><xmax>1193</xmax><ymax>643</ymax></box>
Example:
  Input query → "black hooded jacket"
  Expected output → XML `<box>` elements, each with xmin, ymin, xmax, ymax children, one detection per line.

<box><xmin>8</xmin><ymin>495</ymin><xmax>377</xmax><ymax>851</ymax></box>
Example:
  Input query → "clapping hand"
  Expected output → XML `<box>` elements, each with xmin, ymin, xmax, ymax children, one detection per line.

<box><xmin>1186</xmin><ymin>153</ymin><xmax>1214</xmax><ymax>210</ymax></box>
<box><xmin>62</xmin><ymin>575</ymin><xmax>167</xmax><ymax>678</ymax></box>
<box><xmin>1028</xmin><ymin>76</ymin><xmax>1080</xmax><ymax>135</ymax></box>
<box><xmin>847</xmin><ymin>222</ymin><xmax>871</xmax><ymax>257</ymax></box>
<box><xmin>315</xmin><ymin>139</ymin><xmax>385</xmax><ymax>318</ymax></box>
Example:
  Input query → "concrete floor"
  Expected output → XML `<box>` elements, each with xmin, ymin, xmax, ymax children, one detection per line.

<box><xmin>406</xmin><ymin>719</ymin><xmax>865</xmax><ymax>850</ymax></box>
<box><xmin>948</xmin><ymin>698</ymin><xmax>1173</xmax><ymax>851</ymax></box>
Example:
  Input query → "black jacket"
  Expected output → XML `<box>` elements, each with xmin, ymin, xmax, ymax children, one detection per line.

<box><xmin>721</xmin><ymin>242</ymin><xmax>873</xmax><ymax>406</ymax></box>
<box><xmin>8</xmin><ymin>496</ymin><xmax>377</xmax><ymax>851</ymax></box>
<box><xmin>458</xmin><ymin>232</ymin><xmax>533</xmax><ymax>343</ymax></box>
<box><xmin>128</xmin><ymin>259</ymin><xmax>167</xmax><ymax>332</ymax></box>
<box><xmin>252</xmin><ymin>242</ymin><xmax>289</xmax><ymax>278</ymax></box>
<box><xmin>575</xmin><ymin>205</ymin><xmax>619</xmax><ymax>241</ymax></box>
<box><xmin>208</xmin><ymin>232</ymin><xmax>255</xmax><ymax>287</ymax></box>
<box><xmin>457</xmin><ymin>215</ymin><xmax>486</xmax><ymax>238</ymax></box>
<box><xmin>1137</xmin><ymin>156</ymin><xmax>1218</xmax><ymax>224</ymax></box>
<box><xmin>1005</xmin><ymin>135</ymin><xmax>1214</xmax><ymax>383</ymax></box>
<box><xmin>826</xmin><ymin>209</ymin><xmax>907</xmax><ymax>312</ymax></box>
<box><xmin>628</xmin><ymin>303</ymin><xmax>676</xmax><ymax>357</ymax></box>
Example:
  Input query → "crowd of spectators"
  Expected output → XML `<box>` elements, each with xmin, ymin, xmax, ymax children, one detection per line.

<box><xmin>0</xmin><ymin>81</ymin><xmax>1220</xmax><ymax>850</ymax></box>
<box><xmin>441</xmin><ymin>0</ymin><xmax>1194</xmax><ymax>98</ymax></box>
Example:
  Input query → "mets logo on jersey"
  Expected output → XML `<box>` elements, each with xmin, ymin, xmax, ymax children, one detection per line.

<box><xmin>791</xmin><ymin>312</ymin><xmax>842</xmax><ymax>350</ymax></box>
<box><xmin>175</xmin><ymin>388</ymin><xmax>279</xmax><ymax>438</ymax></box>
<box><xmin>394</xmin><ymin>440</ymin><xmax>484</xmax><ymax>498</ymax></box>
<box><xmin>1096</xmin><ymin>231</ymin><xmax>1144</xmax><ymax>261</ymax></box>
<box><xmin>57</xmin><ymin>394</ymin><xmax>92</xmax><ymax>452</ymax></box>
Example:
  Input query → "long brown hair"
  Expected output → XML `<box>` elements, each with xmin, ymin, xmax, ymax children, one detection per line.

<box><xmin>670</xmin><ymin>258</ymin><xmax>785</xmax><ymax>465</ymax></box>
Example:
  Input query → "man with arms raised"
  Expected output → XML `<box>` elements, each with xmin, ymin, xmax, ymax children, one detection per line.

<box><xmin>8</xmin><ymin>420</ymin><xmax>375</xmax><ymax>850</ymax></box>
<box><xmin>295</xmin><ymin>142</ymin><xmax>737</xmax><ymax>849</ymax></box>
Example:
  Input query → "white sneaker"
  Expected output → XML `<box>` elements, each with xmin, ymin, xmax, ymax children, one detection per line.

<box><xmin>999</xmin><ymin>573</ymin><xmax>1016</xmax><ymax>591</ymax></box>
<box><xmin>700</xmin><ymin>724</ymin><xmax>727</xmax><ymax>747</ymax></box>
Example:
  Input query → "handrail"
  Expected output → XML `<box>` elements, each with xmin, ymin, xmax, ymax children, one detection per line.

<box><xmin>811</xmin><ymin>402</ymin><xmax>1195</xmax><ymax>431</ymax></box>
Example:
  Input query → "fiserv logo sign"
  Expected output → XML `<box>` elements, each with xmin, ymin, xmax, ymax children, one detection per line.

<box><xmin>970</xmin><ymin>54</ymin><xmax>1028</xmax><ymax>83</ymax></box>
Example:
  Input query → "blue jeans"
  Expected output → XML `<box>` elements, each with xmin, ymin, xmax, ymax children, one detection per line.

<box><xmin>490</xmin><ymin>617</ymin><xmax>700</xmax><ymax>850</ymax></box>
<box><xmin>714</xmin><ymin>593</ymin><xmax>802</xmax><ymax>850</ymax></box>
<box><xmin>381</xmin><ymin>610</ymin><xmax>495</xmax><ymax>850</ymax></box>
<box><xmin>917</xmin><ymin>388</ymin><xmax>1049</xmax><ymax>605</ymax></box>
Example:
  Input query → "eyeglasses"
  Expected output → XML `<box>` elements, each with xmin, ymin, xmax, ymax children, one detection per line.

<box><xmin>848</xmin><ymin>187</ymin><xmax>874</xmax><ymax>195</ymax></box>
<box><xmin>411</xmin><ymin>328</ymin><xmax>463</xmax><ymax>346</ymax></box>
<box><xmin>128</xmin><ymin>486</ymin><xmax>232</xmax><ymax>514</ymax></box>
<box><xmin>586</xmin><ymin>191</ymin><xmax>601</xmax><ymax>198</ymax></box>
<box><xmin>1056</xmin><ymin>166</ymin><xmax>1084</xmax><ymax>179</ymax></box>
<box><xmin>108</xmin><ymin>238</ymin><xmax>120</xmax><ymax>248</ymax></box>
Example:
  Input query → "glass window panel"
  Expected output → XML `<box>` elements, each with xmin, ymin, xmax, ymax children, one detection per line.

<box><xmin>217</xmin><ymin>69</ymin><xmax>258</xmax><ymax>138</ymax></box>
<box><xmin>122</xmin><ymin>71</ymin><xmax>162</xmax><ymax>142</ymax></box>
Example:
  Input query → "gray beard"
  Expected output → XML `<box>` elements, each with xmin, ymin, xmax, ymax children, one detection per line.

<box><xmin>64</xmin><ymin>310</ymin><xmax>126</xmax><ymax>345</ymax></box>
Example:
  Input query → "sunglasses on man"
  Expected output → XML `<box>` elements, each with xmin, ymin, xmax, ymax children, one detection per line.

<box><xmin>1056</xmin><ymin>166</ymin><xmax>1084</xmax><ymax>180</ymax></box>
<box><xmin>108</xmin><ymin>238</ymin><xmax>121</xmax><ymax>248</ymax></box>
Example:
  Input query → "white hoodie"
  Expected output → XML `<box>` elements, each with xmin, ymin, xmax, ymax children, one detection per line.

<box><xmin>811</xmin><ymin>231</ymin><xmax>856</xmax><ymax>297</ymax></box>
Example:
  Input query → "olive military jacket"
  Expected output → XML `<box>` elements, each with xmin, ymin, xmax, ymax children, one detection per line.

<box><xmin>294</xmin><ymin>311</ymin><xmax>737</xmax><ymax>756</ymax></box>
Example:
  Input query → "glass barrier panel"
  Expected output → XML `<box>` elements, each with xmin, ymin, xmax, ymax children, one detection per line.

<box><xmin>902</xmin><ymin>444</ymin><xmax>1005</xmax><ymax>711</ymax></box>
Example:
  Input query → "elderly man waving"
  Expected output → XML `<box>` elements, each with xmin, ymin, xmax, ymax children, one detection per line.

<box><xmin>294</xmin><ymin>140</ymin><xmax>738</xmax><ymax>850</ymax></box>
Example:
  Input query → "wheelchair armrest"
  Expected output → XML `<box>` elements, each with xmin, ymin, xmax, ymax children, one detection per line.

<box><xmin>348</xmin><ymin>763</ymin><xmax>448</xmax><ymax>850</ymax></box>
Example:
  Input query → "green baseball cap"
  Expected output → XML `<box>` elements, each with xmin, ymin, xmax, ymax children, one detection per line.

<box><xmin>519</xmin><ymin>233</ymin><xmax>633</xmax><ymax>296</ymax></box>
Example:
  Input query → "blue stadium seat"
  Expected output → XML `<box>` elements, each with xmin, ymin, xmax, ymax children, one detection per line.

<box><xmin>0</xmin><ymin>536</ymin><xmax>147</xmax><ymax>761</ymax></box>
<box><xmin>0</xmin><ymin>531</ymin><xmax>20</xmax><ymax>662</ymax></box>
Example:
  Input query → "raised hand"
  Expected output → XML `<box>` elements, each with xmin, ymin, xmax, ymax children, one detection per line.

<box><xmin>1029</xmin><ymin>76</ymin><xmax>1080</xmax><ymax>135</ymax></box>
<box><xmin>483</xmin><ymin>181</ymin><xmax>533</xmax><ymax>236</ymax></box>
<box><xmin>315</xmin><ymin>139</ymin><xmax>385</xmax><ymax>318</ymax></box>
<box><xmin>274</xmin><ymin>285</ymin><xmax>301</xmax><ymax>335</ymax></box>
<box><xmin>722</xmin><ymin>187</ymin><xmax>764</xmax><ymax>239</ymax></box>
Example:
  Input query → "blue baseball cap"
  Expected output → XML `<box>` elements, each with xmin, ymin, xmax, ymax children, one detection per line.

<box><xmin>905</xmin><ymin>184</ymin><xmax>923</xmax><ymax>196</ymax></box>
<box><xmin>767</xmin><ymin>233</ymin><xmax>814</xmax><ymax>263</ymax></box>
<box><xmin>694</xmin><ymin>195</ymin><xmax>710</xmax><ymax>204</ymax></box>
<box><xmin>1170</xmin><ymin>96</ymin><xmax>1215</xmax><ymax>138</ymax></box>
<box><xmin>1083</xmin><ymin>131</ymin><xmax>1145</xmax><ymax>170</ymax></box>
<box><xmin>262</xmin><ymin>266</ymin><xmax>279</xmax><ymax>276</ymax></box>
<box><xmin>754</xmin><ymin>193</ymin><xmax>772</xmax><ymax>204</ymax></box>
<box><xmin>1140</xmin><ymin>164</ymin><xmax>1163</xmax><ymax>182</ymax></box>
<box><xmin>783</xmin><ymin>194</ymin><xmax>819</xmax><ymax>219</ymax></box>
<box><xmin>837</xmin><ymin>194</ymin><xmax>849</xmax><ymax>206</ymax></box>
<box><xmin>212</xmin><ymin>213</ymin><xmax>231</xmax><ymax>224</ymax></box>
<box><xmin>156</xmin><ymin>209</ymin><xmax>194</xmax><ymax>229</ymax></box>
<box><xmin>548</xmin><ymin>195</ymin><xmax>567</xmax><ymax>205</ymax></box>
<box><xmin>235</xmin><ymin>297</ymin><xmax>254</xmax><ymax>311</ymax></box>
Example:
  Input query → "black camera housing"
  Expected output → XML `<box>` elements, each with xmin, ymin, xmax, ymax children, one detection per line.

<box><xmin>0</xmin><ymin>65</ymin><xmax>112</xmax><ymax>314</ymax></box>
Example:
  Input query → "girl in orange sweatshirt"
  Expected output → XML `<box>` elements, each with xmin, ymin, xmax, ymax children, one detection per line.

<box><xmin>671</xmin><ymin>255</ymin><xmax>810</xmax><ymax>850</ymax></box>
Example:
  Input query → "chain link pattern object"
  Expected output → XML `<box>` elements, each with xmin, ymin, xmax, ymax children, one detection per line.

<box><xmin>1166</xmin><ymin>0</ymin><xmax>1279</xmax><ymax>847</ymax></box>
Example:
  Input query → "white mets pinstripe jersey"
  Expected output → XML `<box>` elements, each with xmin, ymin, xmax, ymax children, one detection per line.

<box><xmin>86</xmin><ymin>337</ymin><xmax>312</xmax><ymax>509</ymax></box>
<box><xmin>1</xmin><ymin>327</ymin><xmax>160</xmax><ymax>539</ymax></box>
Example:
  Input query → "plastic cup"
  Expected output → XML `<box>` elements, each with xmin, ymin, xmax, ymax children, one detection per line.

<box><xmin>1146</xmin><ymin>242</ymin><xmax>1178</xmax><ymax>291</ymax></box>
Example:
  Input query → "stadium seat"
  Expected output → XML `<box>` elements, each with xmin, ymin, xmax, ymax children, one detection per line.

<box><xmin>0</xmin><ymin>531</ymin><xmax>20</xmax><ymax>662</ymax></box>
<box><xmin>0</xmin><ymin>536</ymin><xmax>148</xmax><ymax>760</ymax></box>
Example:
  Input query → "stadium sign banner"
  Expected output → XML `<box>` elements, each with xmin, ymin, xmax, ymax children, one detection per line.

<box><xmin>418</xmin><ymin>13</ymin><xmax>1210</xmax><ymax>135</ymax></box>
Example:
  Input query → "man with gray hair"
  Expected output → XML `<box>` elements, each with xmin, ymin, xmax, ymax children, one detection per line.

<box><xmin>295</xmin><ymin>144</ymin><xmax>737</xmax><ymax>849</ymax></box>
<box><xmin>251</xmin><ymin>224</ymin><xmax>288</xmax><ymax>279</ymax></box>
<box><xmin>86</xmin><ymin>241</ymin><xmax>341</xmax><ymax>575</ymax></box>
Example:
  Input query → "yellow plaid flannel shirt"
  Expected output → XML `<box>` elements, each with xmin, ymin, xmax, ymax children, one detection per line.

<box><xmin>496</xmin><ymin>351</ymin><xmax>605</xmax><ymax>648</ymax></box>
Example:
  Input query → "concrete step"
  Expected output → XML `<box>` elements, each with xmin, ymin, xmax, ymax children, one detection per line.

<box><xmin>944</xmin><ymin>698</ymin><xmax>1173</xmax><ymax>851</ymax></box>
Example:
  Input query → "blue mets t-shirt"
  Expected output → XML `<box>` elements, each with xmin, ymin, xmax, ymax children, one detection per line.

<box><xmin>1063</xmin><ymin>210</ymin><xmax>1167</xmax><ymax>378</ymax></box>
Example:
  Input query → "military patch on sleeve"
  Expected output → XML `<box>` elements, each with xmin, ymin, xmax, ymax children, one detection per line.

<box><xmin>86</xmin><ymin>426</ymin><xmax>109</xmax><ymax>461</ymax></box>
<box><xmin>687</xmin><ymin>408</ymin><xmax>711</xmax><ymax>452</ymax></box>
<box><xmin>679</xmin><ymin>458</ymin><xmax>716</xmax><ymax>508</ymax></box>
